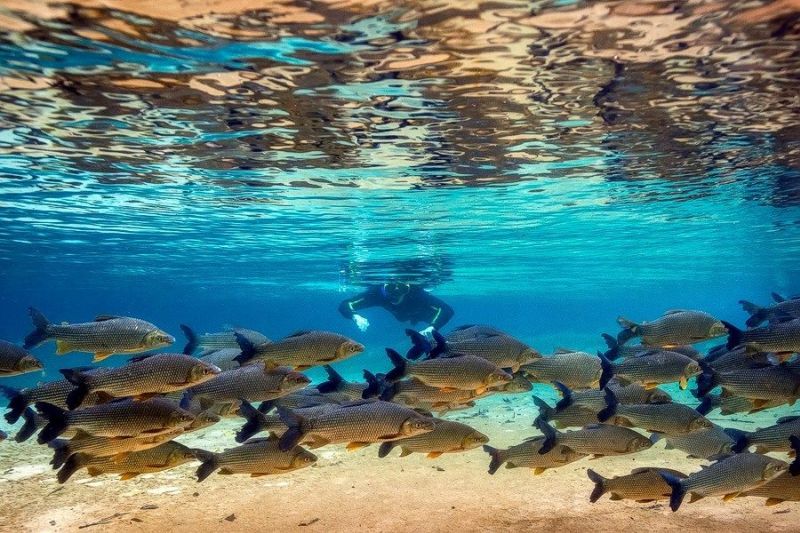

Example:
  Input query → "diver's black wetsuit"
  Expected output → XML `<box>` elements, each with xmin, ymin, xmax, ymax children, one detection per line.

<box><xmin>338</xmin><ymin>285</ymin><xmax>454</xmax><ymax>329</ymax></box>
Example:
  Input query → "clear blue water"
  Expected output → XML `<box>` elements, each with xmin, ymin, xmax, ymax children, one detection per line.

<box><xmin>1</xmin><ymin>2</ymin><xmax>800</xmax><ymax>389</ymax></box>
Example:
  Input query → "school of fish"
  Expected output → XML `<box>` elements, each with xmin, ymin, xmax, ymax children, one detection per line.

<box><xmin>3</xmin><ymin>296</ymin><xmax>800</xmax><ymax>511</ymax></box>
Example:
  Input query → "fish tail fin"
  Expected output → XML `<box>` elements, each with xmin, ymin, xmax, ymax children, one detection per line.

<box><xmin>731</xmin><ymin>431</ymin><xmax>751</xmax><ymax>453</ymax></box>
<box><xmin>616</xmin><ymin>317</ymin><xmax>639</xmax><ymax>346</ymax></box>
<box><xmin>15</xmin><ymin>407</ymin><xmax>39</xmax><ymax>443</ymax></box>
<box><xmin>257</xmin><ymin>400</ymin><xmax>276</xmax><ymax>414</ymax></box>
<box><xmin>721</xmin><ymin>321</ymin><xmax>742</xmax><ymax>350</ymax></box>
<box><xmin>384</xmin><ymin>348</ymin><xmax>408</xmax><ymax>383</ymax></box>
<box><xmin>24</xmin><ymin>307</ymin><xmax>51</xmax><ymax>349</ymax></box>
<box><xmin>60</xmin><ymin>369</ymin><xmax>90</xmax><ymax>410</ymax></box>
<box><xmin>739</xmin><ymin>301</ymin><xmax>767</xmax><ymax>328</ymax></box>
<box><xmin>276</xmin><ymin>407</ymin><xmax>307</xmax><ymax>452</ymax></box>
<box><xmin>695</xmin><ymin>395</ymin><xmax>715</xmax><ymax>415</ymax></box>
<box><xmin>362</xmin><ymin>370</ymin><xmax>383</xmax><ymax>399</ymax></box>
<box><xmin>377</xmin><ymin>442</ymin><xmax>395</xmax><ymax>458</ymax></box>
<box><xmin>601</xmin><ymin>333</ymin><xmax>620</xmax><ymax>360</ymax></box>
<box><xmin>236</xmin><ymin>400</ymin><xmax>264</xmax><ymax>443</ymax></box>
<box><xmin>180</xmin><ymin>324</ymin><xmax>199</xmax><ymax>355</ymax></box>
<box><xmin>790</xmin><ymin>436</ymin><xmax>800</xmax><ymax>476</ymax></box>
<box><xmin>35</xmin><ymin>402</ymin><xmax>68</xmax><ymax>444</ymax></box>
<box><xmin>534</xmin><ymin>415</ymin><xmax>558</xmax><ymax>454</ymax></box>
<box><xmin>587</xmin><ymin>469</ymin><xmax>607</xmax><ymax>503</ymax></box>
<box><xmin>598</xmin><ymin>351</ymin><xmax>614</xmax><ymax>389</ymax></box>
<box><xmin>57</xmin><ymin>452</ymin><xmax>89</xmax><ymax>484</ymax></box>
<box><xmin>194</xmin><ymin>449</ymin><xmax>219</xmax><ymax>482</ymax></box>
<box><xmin>660</xmin><ymin>472</ymin><xmax>686</xmax><ymax>512</ymax></box>
<box><xmin>553</xmin><ymin>381</ymin><xmax>573</xmax><ymax>411</ymax></box>
<box><xmin>483</xmin><ymin>445</ymin><xmax>505</xmax><ymax>475</ymax></box>
<box><xmin>429</xmin><ymin>330</ymin><xmax>447</xmax><ymax>357</ymax></box>
<box><xmin>378</xmin><ymin>380</ymin><xmax>398</xmax><ymax>402</ymax></box>
<box><xmin>0</xmin><ymin>385</ymin><xmax>25</xmax><ymax>424</ymax></box>
<box><xmin>597</xmin><ymin>387</ymin><xmax>618</xmax><ymax>423</ymax></box>
<box><xmin>317</xmin><ymin>365</ymin><xmax>343</xmax><ymax>394</ymax></box>
<box><xmin>531</xmin><ymin>396</ymin><xmax>553</xmax><ymax>422</ymax></box>
<box><xmin>695</xmin><ymin>359</ymin><xmax>718</xmax><ymax>397</ymax></box>
<box><xmin>404</xmin><ymin>329</ymin><xmax>432</xmax><ymax>360</ymax></box>
<box><xmin>49</xmin><ymin>438</ymin><xmax>72</xmax><ymax>469</ymax></box>
<box><xmin>233</xmin><ymin>332</ymin><xmax>257</xmax><ymax>364</ymax></box>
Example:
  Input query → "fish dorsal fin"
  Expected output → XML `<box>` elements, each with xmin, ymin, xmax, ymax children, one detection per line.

<box><xmin>553</xmin><ymin>348</ymin><xmax>576</xmax><ymax>355</ymax></box>
<box><xmin>286</xmin><ymin>331</ymin><xmax>312</xmax><ymax>338</ymax></box>
<box><xmin>72</xmin><ymin>429</ymin><xmax>93</xmax><ymax>441</ymax></box>
<box><xmin>629</xmin><ymin>467</ymin><xmax>654</xmax><ymax>475</ymax></box>
<box><xmin>95</xmin><ymin>315</ymin><xmax>121</xmax><ymax>322</ymax></box>
<box><xmin>129</xmin><ymin>354</ymin><xmax>155</xmax><ymax>363</ymax></box>
<box><xmin>663</xmin><ymin>309</ymin><xmax>687</xmax><ymax>315</ymax></box>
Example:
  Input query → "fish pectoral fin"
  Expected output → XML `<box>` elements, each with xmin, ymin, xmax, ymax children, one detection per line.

<box><xmin>118</xmin><ymin>472</ymin><xmax>140</xmax><ymax>481</ymax></box>
<box><xmin>722</xmin><ymin>492</ymin><xmax>741</xmax><ymax>502</ymax></box>
<box><xmin>765</xmin><ymin>498</ymin><xmax>784</xmax><ymax>506</ymax></box>
<box><xmin>307</xmin><ymin>436</ymin><xmax>330</xmax><ymax>449</ymax></box>
<box><xmin>86</xmin><ymin>467</ymin><xmax>103</xmax><ymax>477</ymax></box>
<box><xmin>92</xmin><ymin>352</ymin><xmax>113</xmax><ymax>362</ymax></box>
<box><xmin>609</xmin><ymin>494</ymin><xmax>624</xmax><ymax>501</ymax></box>
<box><xmin>55</xmin><ymin>340</ymin><xmax>74</xmax><ymax>355</ymax></box>
<box><xmin>346</xmin><ymin>442</ymin><xmax>370</xmax><ymax>451</ymax></box>
<box><xmin>679</xmin><ymin>376</ymin><xmax>688</xmax><ymax>390</ymax></box>
<box><xmin>689</xmin><ymin>493</ymin><xmax>704</xmax><ymax>503</ymax></box>
<box><xmin>644</xmin><ymin>383</ymin><xmax>658</xmax><ymax>390</ymax></box>
<box><xmin>474</xmin><ymin>387</ymin><xmax>487</xmax><ymax>396</ymax></box>
<box><xmin>399</xmin><ymin>448</ymin><xmax>413</xmax><ymax>457</ymax></box>
<box><xmin>111</xmin><ymin>452</ymin><xmax>131</xmax><ymax>463</ymax></box>
<box><xmin>752</xmin><ymin>399</ymin><xmax>769</xmax><ymax>409</ymax></box>
<box><xmin>426</xmin><ymin>451</ymin><xmax>443</xmax><ymax>459</ymax></box>
<box><xmin>533</xmin><ymin>467</ymin><xmax>546</xmax><ymax>475</ymax></box>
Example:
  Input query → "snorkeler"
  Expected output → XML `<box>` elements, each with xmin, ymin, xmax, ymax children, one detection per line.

<box><xmin>338</xmin><ymin>282</ymin><xmax>454</xmax><ymax>336</ymax></box>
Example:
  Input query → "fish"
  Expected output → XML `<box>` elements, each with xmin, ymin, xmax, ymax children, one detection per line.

<box><xmin>60</xmin><ymin>353</ymin><xmax>221</xmax><ymax>409</ymax></box>
<box><xmin>598</xmin><ymin>350</ymin><xmax>700</xmax><ymax>390</ymax></box>
<box><xmin>385</xmin><ymin>349</ymin><xmax>512</xmax><ymax>393</ymax></box>
<box><xmin>597</xmin><ymin>388</ymin><xmax>713</xmax><ymax>435</ymax></box>
<box><xmin>57</xmin><ymin>441</ymin><xmax>199</xmax><ymax>483</ymax></box>
<box><xmin>653</xmin><ymin>425</ymin><xmax>742</xmax><ymax>460</ymax></box>
<box><xmin>724</xmin><ymin>319</ymin><xmax>800</xmax><ymax>355</ymax></box>
<box><xmin>378</xmin><ymin>419</ymin><xmax>489</xmax><ymax>458</ymax></box>
<box><xmin>1</xmin><ymin>380</ymin><xmax>104</xmax><ymax>424</ymax></box>
<box><xmin>409</xmin><ymin>329</ymin><xmax>540</xmax><ymax>371</ymax></box>
<box><xmin>740</xmin><ymin>297</ymin><xmax>800</xmax><ymax>328</ymax></box>
<box><xmin>533</xmin><ymin>396</ymin><xmax>602</xmax><ymax>429</ymax></box>
<box><xmin>660</xmin><ymin>453</ymin><xmax>789</xmax><ymax>511</ymax></box>
<box><xmin>535</xmin><ymin>417</ymin><xmax>652</xmax><ymax>458</ymax></box>
<box><xmin>617</xmin><ymin>310</ymin><xmax>727</xmax><ymax>348</ymax></box>
<box><xmin>695</xmin><ymin>393</ymin><xmax>786</xmax><ymax>416</ymax></box>
<box><xmin>49</xmin><ymin>429</ymin><xmax>185</xmax><ymax>469</ymax></box>
<box><xmin>317</xmin><ymin>365</ymin><xmax>368</xmax><ymax>400</ymax></box>
<box><xmin>23</xmin><ymin>308</ymin><xmax>174</xmax><ymax>361</ymax></box>
<box><xmin>35</xmin><ymin>398</ymin><xmax>196</xmax><ymax>443</ymax></box>
<box><xmin>199</xmin><ymin>348</ymin><xmax>244</xmax><ymax>372</ymax></box>
<box><xmin>12</xmin><ymin>407</ymin><xmax>43</xmax><ymax>443</ymax></box>
<box><xmin>180</xmin><ymin>324</ymin><xmax>270</xmax><ymax>354</ymax></box>
<box><xmin>696</xmin><ymin>359</ymin><xmax>800</xmax><ymax>406</ymax></box>
<box><xmin>519</xmin><ymin>350</ymin><xmax>602</xmax><ymax>390</ymax></box>
<box><xmin>0</xmin><ymin>340</ymin><xmax>43</xmax><ymax>377</ymax></box>
<box><xmin>276</xmin><ymin>399</ymin><xmax>436</xmax><ymax>451</ymax></box>
<box><xmin>483</xmin><ymin>438</ymin><xmax>586</xmax><ymax>475</ymax></box>
<box><xmin>742</xmin><ymin>471</ymin><xmax>800</xmax><ymax>505</ymax></box>
<box><xmin>704</xmin><ymin>345</ymin><xmax>775</xmax><ymax>373</ymax></box>
<box><xmin>487</xmin><ymin>373</ymin><xmax>533</xmax><ymax>394</ymax></box>
<box><xmin>0</xmin><ymin>430</ymin><xmax>6</xmax><ymax>441</ymax></box>
<box><xmin>235</xmin><ymin>400</ymin><xmax>339</xmax><ymax>443</ymax></box>
<box><xmin>181</xmin><ymin>362</ymin><xmax>310</xmax><ymax>410</ymax></box>
<box><xmin>194</xmin><ymin>435</ymin><xmax>316</xmax><ymax>481</ymax></box>
<box><xmin>444</xmin><ymin>324</ymin><xmax>507</xmax><ymax>342</ymax></box>
<box><xmin>380</xmin><ymin>377</ymin><xmax>478</xmax><ymax>410</ymax></box>
<box><xmin>601</xmin><ymin>333</ymin><xmax>700</xmax><ymax>361</ymax></box>
<box><xmin>271</xmin><ymin>389</ymin><xmax>348</xmax><ymax>410</ymax></box>
<box><xmin>587</xmin><ymin>467</ymin><xmax>688</xmax><ymax>503</ymax></box>
<box><xmin>732</xmin><ymin>416</ymin><xmax>800</xmax><ymax>453</ymax></box>
<box><xmin>552</xmin><ymin>380</ymin><xmax>672</xmax><ymax>414</ymax></box>
<box><xmin>234</xmin><ymin>330</ymin><xmax>363</xmax><ymax>370</ymax></box>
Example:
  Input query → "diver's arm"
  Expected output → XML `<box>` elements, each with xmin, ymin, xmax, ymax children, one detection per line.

<box><xmin>338</xmin><ymin>288</ymin><xmax>381</xmax><ymax>319</ymax></box>
<box><xmin>426</xmin><ymin>295</ymin><xmax>455</xmax><ymax>330</ymax></box>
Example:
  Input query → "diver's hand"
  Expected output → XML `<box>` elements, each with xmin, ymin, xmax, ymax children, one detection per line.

<box><xmin>353</xmin><ymin>314</ymin><xmax>370</xmax><ymax>332</ymax></box>
<box><xmin>419</xmin><ymin>326</ymin><xmax>435</xmax><ymax>339</ymax></box>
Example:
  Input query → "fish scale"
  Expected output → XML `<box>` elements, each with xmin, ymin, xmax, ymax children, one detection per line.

<box><xmin>712</xmin><ymin>366</ymin><xmax>800</xmax><ymax>401</ymax></box>
<box><xmin>676</xmin><ymin>453</ymin><xmax>788</xmax><ymax>499</ymax></box>
<box><xmin>77</xmin><ymin>441</ymin><xmax>197</xmax><ymax>475</ymax></box>
<box><xmin>206</xmin><ymin>438</ymin><xmax>315</xmax><ymax>475</ymax></box>
<box><xmin>45</xmin><ymin>398</ymin><xmax>192</xmax><ymax>438</ymax></box>
<box><xmin>590</xmin><ymin>468</ymin><xmax>687</xmax><ymax>502</ymax></box>
<box><xmin>609</xmin><ymin>351</ymin><xmax>699</xmax><ymax>387</ymax></box>
<box><xmin>74</xmin><ymin>354</ymin><xmax>218</xmax><ymax>399</ymax></box>
<box><xmin>567</xmin><ymin>382</ymin><xmax>671</xmax><ymax>411</ymax></box>
<box><xmin>620</xmin><ymin>310</ymin><xmax>726</xmax><ymax>347</ymax></box>
<box><xmin>741</xmin><ymin>417</ymin><xmax>800</xmax><ymax>452</ymax></box>
<box><xmin>742</xmin><ymin>471</ymin><xmax>800</xmax><ymax>504</ymax></box>
<box><xmin>548</xmin><ymin>424</ymin><xmax>650</xmax><ymax>456</ymax></box>
<box><xmin>439</xmin><ymin>335</ymin><xmax>540</xmax><ymax>370</ymax></box>
<box><xmin>186</xmin><ymin>363</ymin><xmax>307</xmax><ymax>403</ymax></box>
<box><xmin>605</xmin><ymin>403</ymin><xmax>712</xmax><ymax>435</ymax></box>
<box><xmin>53</xmin><ymin>429</ymin><xmax>184</xmax><ymax>463</ymax></box>
<box><xmin>0</xmin><ymin>340</ymin><xmax>41</xmax><ymax>376</ymax></box>
<box><xmin>731</xmin><ymin>319</ymin><xmax>800</xmax><ymax>353</ymax></box>
<box><xmin>488</xmin><ymin>437</ymin><xmax>586</xmax><ymax>471</ymax></box>
<box><xmin>520</xmin><ymin>352</ymin><xmax>602</xmax><ymax>389</ymax></box>
<box><xmin>198</xmin><ymin>329</ymin><xmax>270</xmax><ymax>351</ymax></box>
<box><xmin>389</xmin><ymin>378</ymin><xmax>476</xmax><ymax>404</ymax></box>
<box><xmin>200</xmin><ymin>349</ymin><xmax>242</xmax><ymax>371</ymax></box>
<box><xmin>48</xmin><ymin>318</ymin><xmax>159</xmax><ymax>352</ymax></box>
<box><xmin>661</xmin><ymin>425</ymin><xmax>736</xmax><ymax>459</ymax></box>
<box><xmin>444</xmin><ymin>325</ymin><xmax>506</xmax><ymax>342</ymax></box>
<box><xmin>383</xmin><ymin>419</ymin><xmax>486</xmax><ymax>454</ymax></box>
<box><xmin>405</xmin><ymin>355</ymin><xmax>509</xmax><ymax>390</ymax></box>
<box><xmin>298</xmin><ymin>400</ymin><xmax>433</xmax><ymax>444</ymax></box>
<box><xmin>247</xmin><ymin>331</ymin><xmax>362</xmax><ymax>369</ymax></box>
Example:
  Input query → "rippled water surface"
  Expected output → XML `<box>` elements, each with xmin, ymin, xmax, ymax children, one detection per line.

<box><xmin>0</xmin><ymin>0</ymin><xmax>799</xmax><ymax>299</ymax></box>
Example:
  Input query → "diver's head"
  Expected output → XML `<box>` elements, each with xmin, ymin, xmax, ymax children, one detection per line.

<box><xmin>381</xmin><ymin>282</ymin><xmax>411</xmax><ymax>305</ymax></box>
